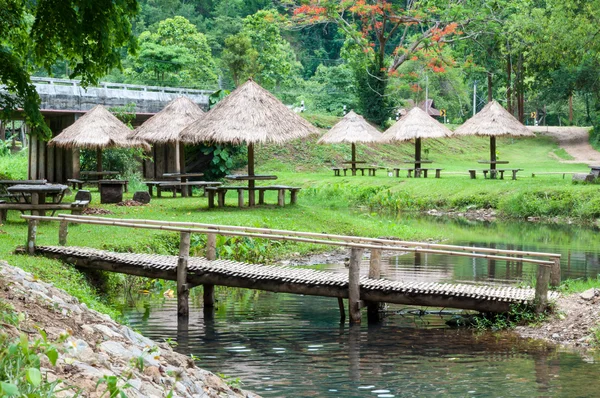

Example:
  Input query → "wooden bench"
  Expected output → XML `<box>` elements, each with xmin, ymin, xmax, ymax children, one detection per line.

<box><xmin>415</xmin><ymin>168</ymin><xmax>443</xmax><ymax>178</ymax></box>
<box><xmin>206</xmin><ymin>185</ymin><xmax>301</xmax><ymax>208</ymax></box>
<box><xmin>470</xmin><ymin>169</ymin><xmax>523</xmax><ymax>180</ymax></box>
<box><xmin>391</xmin><ymin>168</ymin><xmax>415</xmax><ymax>178</ymax></box>
<box><xmin>333</xmin><ymin>167</ymin><xmax>378</xmax><ymax>176</ymax></box>
<box><xmin>146</xmin><ymin>181</ymin><xmax>222</xmax><ymax>197</ymax></box>
<box><xmin>0</xmin><ymin>200</ymin><xmax>89</xmax><ymax>222</ymax></box>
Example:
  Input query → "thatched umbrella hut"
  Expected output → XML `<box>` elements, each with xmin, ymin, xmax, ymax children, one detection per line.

<box><xmin>49</xmin><ymin>105</ymin><xmax>149</xmax><ymax>173</ymax></box>
<box><xmin>179</xmin><ymin>79</ymin><xmax>319</xmax><ymax>205</ymax></box>
<box><xmin>129</xmin><ymin>97</ymin><xmax>205</xmax><ymax>179</ymax></box>
<box><xmin>381</xmin><ymin>106</ymin><xmax>453</xmax><ymax>169</ymax></box>
<box><xmin>453</xmin><ymin>100</ymin><xmax>534</xmax><ymax>172</ymax></box>
<box><xmin>317</xmin><ymin>111</ymin><xmax>382</xmax><ymax>171</ymax></box>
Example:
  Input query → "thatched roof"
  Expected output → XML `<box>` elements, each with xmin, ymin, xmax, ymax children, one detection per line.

<box><xmin>381</xmin><ymin>106</ymin><xmax>453</xmax><ymax>142</ymax></box>
<box><xmin>129</xmin><ymin>97</ymin><xmax>205</xmax><ymax>144</ymax></box>
<box><xmin>454</xmin><ymin>100</ymin><xmax>535</xmax><ymax>137</ymax></box>
<box><xmin>317</xmin><ymin>111</ymin><xmax>382</xmax><ymax>144</ymax></box>
<box><xmin>49</xmin><ymin>105</ymin><xmax>149</xmax><ymax>150</ymax></box>
<box><xmin>179</xmin><ymin>80</ymin><xmax>319</xmax><ymax>145</ymax></box>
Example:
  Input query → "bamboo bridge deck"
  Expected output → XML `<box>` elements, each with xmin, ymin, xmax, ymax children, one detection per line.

<box><xmin>31</xmin><ymin>245</ymin><xmax>560</xmax><ymax>314</ymax></box>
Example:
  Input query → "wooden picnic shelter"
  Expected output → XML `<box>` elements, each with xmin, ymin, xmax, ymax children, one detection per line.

<box><xmin>318</xmin><ymin>110</ymin><xmax>382</xmax><ymax>176</ymax></box>
<box><xmin>453</xmin><ymin>100</ymin><xmax>535</xmax><ymax>179</ymax></box>
<box><xmin>49</xmin><ymin>105</ymin><xmax>149</xmax><ymax>173</ymax></box>
<box><xmin>129</xmin><ymin>96</ymin><xmax>205</xmax><ymax>181</ymax></box>
<box><xmin>380</xmin><ymin>107</ymin><xmax>453</xmax><ymax>177</ymax></box>
<box><xmin>179</xmin><ymin>79</ymin><xmax>319</xmax><ymax>207</ymax></box>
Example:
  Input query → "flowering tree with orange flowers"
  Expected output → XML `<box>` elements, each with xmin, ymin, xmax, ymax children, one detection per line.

<box><xmin>292</xmin><ymin>0</ymin><xmax>470</xmax><ymax>124</ymax></box>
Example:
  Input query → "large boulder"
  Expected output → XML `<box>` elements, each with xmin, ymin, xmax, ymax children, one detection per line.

<box><xmin>572</xmin><ymin>173</ymin><xmax>595</xmax><ymax>183</ymax></box>
<box><xmin>133</xmin><ymin>191</ymin><xmax>151</xmax><ymax>204</ymax></box>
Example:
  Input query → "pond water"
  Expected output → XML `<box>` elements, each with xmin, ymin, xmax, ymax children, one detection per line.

<box><xmin>121</xmin><ymin>216</ymin><xmax>600</xmax><ymax>397</ymax></box>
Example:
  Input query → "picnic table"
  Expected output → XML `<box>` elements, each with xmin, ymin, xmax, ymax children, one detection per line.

<box><xmin>205</xmin><ymin>174</ymin><xmax>300</xmax><ymax>208</ymax></box>
<box><xmin>0</xmin><ymin>184</ymin><xmax>88</xmax><ymax>221</ymax></box>
<box><xmin>162</xmin><ymin>172</ymin><xmax>205</xmax><ymax>197</ymax></box>
<box><xmin>391</xmin><ymin>160</ymin><xmax>442</xmax><ymax>178</ymax></box>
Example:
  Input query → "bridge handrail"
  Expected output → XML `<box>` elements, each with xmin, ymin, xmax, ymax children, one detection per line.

<box><xmin>56</xmin><ymin>214</ymin><xmax>560</xmax><ymax>259</ymax></box>
<box><xmin>29</xmin><ymin>77</ymin><xmax>215</xmax><ymax>96</ymax></box>
<box><xmin>22</xmin><ymin>214</ymin><xmax>560</xmax><ymax>267</ymax></box>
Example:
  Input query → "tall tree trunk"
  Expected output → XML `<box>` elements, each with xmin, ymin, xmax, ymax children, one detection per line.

<box><xmin>569</xmin><ymin>94</ymin><xmax>573</xmax><ymax>124</ymax></box>
<box><xmin>506</xmin><ymin>52</ymin><xmax>512</xmax><ymax>114</ymax></box>
<box><xmin>517</xmin><ymin>53</ymin><xmax>524</xmax><ymax>123</ymax></box>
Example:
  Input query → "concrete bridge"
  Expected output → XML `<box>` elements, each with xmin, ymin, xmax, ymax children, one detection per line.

<box><xmin>29</xmin><ymin>77</ymin><xmax>212</xmax><ymax>115</ymax></box>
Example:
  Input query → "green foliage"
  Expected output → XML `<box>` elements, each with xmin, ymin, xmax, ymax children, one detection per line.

<box><xmin>0</xmin><ymin>304</ymin><xmax>73</xmax><ymax>396</ymax></box>
<box><xmin>467</xmin><ymin>303</ymin><xmax>551</xmax><ymax>332</ymax></box>
<box><xmin>222</xmin><ymin>33</ymin><xmax>259</xmax><ymax>86</ymax></box>
<box><xmin>199</xmin><ymin>144</ymin><xmax>247</xmax><ymax>180</ymax></box>
<box><xmin>558</xmin><ymin>275</ymin><xmax>600</xmax><ymax>294</ymax></box>
<box><xmin>127</xmin><ymin>16</ymin><xmax>218</xmax><ymax>87</ymax></box>
<box><xmin>241</xmin><ymin>10</ymin><xmax>302</xmax><ymax>88</ymax></box>
<box><xmin>216</xmin><ymin>235</ymin><xmax>280</xmax><ymax>264</ymax></box>
<box><xmin>1</xmin><ymin>0</ymin><xmax>138</xmax><ymax>138</ymax></box>
<box><xmin>0</xmin><ymin>150</ymin><xmax>28</xmax><ymax>180</ymax></box>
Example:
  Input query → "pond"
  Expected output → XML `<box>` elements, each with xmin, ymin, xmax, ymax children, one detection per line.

<box><xmin>121</xmin><ymin>216</ymin><xmax>600</xmax><ymax>397</ymax></box>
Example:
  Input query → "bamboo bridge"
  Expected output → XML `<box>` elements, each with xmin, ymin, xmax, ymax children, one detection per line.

<box><xmin>20</xmin><ymin>215</ymin><xmax>562</xmax><ymax>324</ymax></box>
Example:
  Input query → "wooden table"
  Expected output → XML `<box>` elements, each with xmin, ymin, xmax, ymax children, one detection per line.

<box><xmin>80</xmin><ymin>171</ymin><xmax>119</xmax><ymax>179</ymax></box>
<box><xmin>0</xmin><ymin>180</ymin><xmax>48</xmax><ymax>198</ymax></box>
<box><xmin>6</xmin><ymin>184</ymin><xmax>69</xmax><ymax>216</ymax></box>
<box><xmin>225</xmin><ymin>174</ymin><xmax>278</xmax><ymax>206</ymax></box>
<box><xmin>162</xmin><ymin>172</ymin><xmax>205</xmax><ymax>197</ymax></box>
<box><xmin>476</xmin><ymin>160</ymin><xmax>510</xmax><ymax>179</ymax></box>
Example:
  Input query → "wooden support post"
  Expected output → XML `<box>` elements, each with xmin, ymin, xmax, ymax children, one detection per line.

<box><xmin>204</xmin><ymin>232</ymin><xmax>216</xmax><ymax>310</ymax></box>
<box><xmin>348</xmin><ymin>248</ymin><xmax>363</xmax><ymax>325</ymax></box>
<box><xmin>277</xmin><ymin>189</ymin><xmax>285</xmax><ymax>207</ymax></box>
<box><xmin>237</xmin><ymin>189</ymin><xmax>245</xmax><ymax>207</ymax></box>
<box><xmin>177</xmin><ymin>232</ymin><xmax>191</xmax><ymax>318</ymax></box>
<box><xmin>59</xmin><ymin>220</ymin><xmax>69</xmax><ymax>246</ymax></box>
<box><xmin>535</xmin><ymin>264</ymin><xmax>550</xmax><ymax>313</ymax></box>
<box><xmin>550</xmin><ymin>257</ymin><xmax>561</xmax><ymax>288</ymax></box>
<box><xmin>27</xmin><ymin>219</ymin><xmax>38</xmax><ymax>255</ymax></box>
<box><xmin>367</xmin><ymin>248</ymin><xmax>383</xmax><ymax>324</ymax></box>
<box><xmin>337</xmin><ymin>297</ymin><xmax>346</xmax><ymax>324</ymax></box>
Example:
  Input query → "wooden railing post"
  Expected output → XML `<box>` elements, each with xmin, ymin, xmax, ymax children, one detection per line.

<box><xmin>348</xmin><ymin>248</ymin><xmax>363</xmax><ymax>324</ymax></box>
<box><xmin>367</xmin><ymin>248</ymin><xmax>383</xmax><ymax>323</ymax></box>
<box><xmin>550</xmin><ymin>257</ymin><xmax>561</xmax><ymax>288</ymax></box>
<box><xmin>535</xmin><ymin>264</ymin><xmax>550</xmax><ymax>313</ymax></box>
<box><xmin>204</xmin><ymin>232</ymin><xmax>216</xmax><ymax>310</ymax></box>
<box><xmin>58</xmin><ymin>220</ymin><xmax>69</xmax><ymax>246</ymax></box>
<box><xmin>27</xmin><ymin>218</ymin><xmax>38</xmax><ymax>255</ymax></box>
<box><xmin>177</xmin><ymin>232</ymin><xmax>191</xmax><ymax>318</ymax></box>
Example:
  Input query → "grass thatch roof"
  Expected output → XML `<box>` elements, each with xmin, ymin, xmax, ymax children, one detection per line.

<box><xmin>381</xmin><ymin>106</ymin><xmax>453</xmax><ymax>142</ymax></box>
<box><xmin>453</xmin><ymin>100</ymin><xmax>535</xmax><ymax>137</ymax></box>
<box><xmin>179</xmin><ymin>79</ymin><xmax>319</xmax><ymax>145</ymax></box>
<box><xmin>129</xmin><ymin>97</ymin><xmax>205</xmax><ymax>144</ymax></box>
<box><xmin>49</xmin><ymin>105</ymin><xmax>149</xmax><ymax>150</ymax></box>
<box><xmin>317</xmin><ymin>111</ymin><xmax>382</xmax><ymax>144</ymax></box>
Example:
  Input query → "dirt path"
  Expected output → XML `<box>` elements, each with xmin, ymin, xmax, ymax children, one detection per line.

<box><xmin>529</xmin><ymin>126</ymin><xmax>600</xmax><ymax>165</ymax></box>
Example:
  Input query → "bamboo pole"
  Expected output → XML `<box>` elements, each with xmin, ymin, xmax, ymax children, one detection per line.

<box><xmin>27</xmin><ymin>219</ymin><xmax>38</xmax><ymax>255</ymax></box>
<box><xmin>348</xmin><ymin>248</ymin><xmax>363</xmax><ymax>324</ymax></box>
<box><xmin>177</xmin><ymin>232</ymin><xmax>191</xmax><ymax>318</ymax></box>
<box><xmin>54</xmin><ymin>214</ymin><xmax>561</xmax><ymax>260</ymax></box>
<box><xmin>337</xmin><ymin>297</ymin><xmax>345</xmax><ymax>324</ymax></box>
<box><xmin>59</xmin><ymin>220</ymin><xmax>69</xmax><ymax>246</ymax></box>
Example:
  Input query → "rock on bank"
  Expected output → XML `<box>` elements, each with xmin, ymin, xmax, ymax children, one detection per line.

<box><xmin>0</xmin><ymin>261</ymin><xmax>260</xmax><ymax>398</ymax></box>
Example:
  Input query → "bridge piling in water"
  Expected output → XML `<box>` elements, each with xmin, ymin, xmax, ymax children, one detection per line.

<box><xmin>203</xmin><ymin>232</ymin><xmax>217</xmax><ymax>314</ymax></box>
<box><xmin>367</xmin><ymin>248</ymin><xmax>383</xmax><ymax>324</ymax></box>
<box><xmin>348</xmin><ymin>248</ymin><xmax>363</xmax><ymax>324</ymax></box>
<box><xmin>177</xmin><ymin>232</ymin><xmax>191</xmax><ymax>319</ymax></box>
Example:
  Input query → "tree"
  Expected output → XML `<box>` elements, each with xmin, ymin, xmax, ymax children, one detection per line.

<box><xmin>1</xmin><ymin>0</ymin><xmax>138</xmax><ymax>137</ymax></box>
<box><xmin>293</xmin><ymin>0</ymin><xmax>467</xmax><ymax>125</ymax></box>
<box><xmin>127</xmin><ymin>16</ymin><xmax>218</xmax><ymax>87</ymax></box>
<box><xmin>222</xmin><ymin>34</ymin><xmax>260</xmax><ymax>86</ymax></box>
<box><xmin>242</xmin><ymin>10</ymin><xmax>302</xmax><ymax>88</ymax></box>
